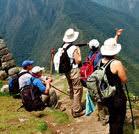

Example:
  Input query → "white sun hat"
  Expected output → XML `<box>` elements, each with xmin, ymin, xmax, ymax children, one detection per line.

<box><xmin>88</xmin><ymin>39</ymin><xmax>100</xmax><ymax>49</ymax></box>
<box><xmin>32</xmin><ymin>66</ymin><xmax>45</xmax><ymax>74</ymax></box>
<box><xmin>100</xmin><ymin>38</ymin><xmax>121</xmax><ymax>56</ymax></box>
<box><xmin>63</xmin><ymin>28</ymin><xmax>79</xmax><ymax>42</ymax></box>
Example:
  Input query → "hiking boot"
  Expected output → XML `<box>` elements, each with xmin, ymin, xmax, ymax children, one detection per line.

<box><xmin>71</xmin><ymin>110</ymin><xmax>85</xmax><ymax>118</ymax></box>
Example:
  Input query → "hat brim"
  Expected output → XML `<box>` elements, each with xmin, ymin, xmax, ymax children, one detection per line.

<box><xmin>100</xmin><ymin>44</ymin><xmax>121</xmax><ymax>56</ymax></box>
<box><xmin>32</xmin><ymin>67</ymin><xmax>45</xmax><ymax>73</ymax></box>
<box><xmin>22</xmin><ymin>60</ymin><xmax>34</xmax><ymax>67</ymax></box>
<box><xmin>29</xmin><ymin>61</ymin><xmax>34</xmax><ymax>64</ymax></box>
<box><xmin>63</xmin><ymin>31</ymin><xmax>79</xmax><ymax>42</ymax></box>
<box><xmin>39</xmin><ymin>67</ymin><xmax>45</xmax><ymax>71</ymax></box>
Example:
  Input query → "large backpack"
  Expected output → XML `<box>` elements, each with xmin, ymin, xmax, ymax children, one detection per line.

<box><xmin>80</xmin><ymin>51</ymin><xmax>99</xmax><ymax>81</ymax></box>
<box><xmin>86</xmin><ymin>59</ymin><xmax>116</xmax><ymax>102</ymax></box>
<box><xmin>8</xmin><ymin>71</ymin><xmax>29</xmax><ymax>95</ymax></box>
<box><xmin>54</xmin><ymin>43</ymin><xmax>73</xmax><ymax>74</ymax></box>
<box><xmin>20</xmin><ymin>78</ymin><xmax>45</xmax><ymax>111</ymax></box>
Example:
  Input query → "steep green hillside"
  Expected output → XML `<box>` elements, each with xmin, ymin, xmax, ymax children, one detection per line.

<box><xmin>91</xmin><ymin>0</ymin><xmax>139</xmax><ymax>19</ymax></box>
<box><xmin>0</xmin><ymin>0</ymin><xmax>139</xmax><ymax>65</ymax></box>
<box><xmin>0</xmin><ymin>0</ymin><xmax>139</xmax><ymax>94</ymax></box>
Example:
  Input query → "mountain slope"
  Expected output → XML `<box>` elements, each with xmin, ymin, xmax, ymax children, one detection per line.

<box><xmin>91</xmin><ymin>0</ymin><xmax>139</xmax><ymax>19</ymax></box>
<box><xmin>0</xmin><ymin>0</ymin><xmax>139</xmax><ymax>94</ymax></box>
<box><xmin>0</xmin><ymin>0</ymin><xmax>139</xmax><ymax>65</ymax></box>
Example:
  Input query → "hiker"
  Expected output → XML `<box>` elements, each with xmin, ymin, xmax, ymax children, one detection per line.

<box><xmin>63</xmin><ymin>28</ymin><xmax>85</xmax><ymax>118</ymax></box>
<box><xmin>18</xmin><ymin>60</ymin><xmax>34</xmax><ymax>89</ymax></box>
<box><xmin>87</xmin><ymin>39</ymin><xmax>102</xmax><ymax>68</ymax></box>
<box><xmin>96</xmin><ymin>29</ymin><xmax>124</xmax><ymax>125</ymax></box>
<box><xmin>8</xmin><ymin>60</ymin><xmax>33</xmax><ymax>95</ymax></box>
<box><xmin>80</xmin><ymin>39</ymin><xmax>102</xmax><ymax>87</ymax></box>
<box><xmin>31</xmin><ymin>66</ymin><xmax>58</xmax><ymax>107</ymax></box>
<box><xmin>99</xmin><ymin>37</ymin><xmax>127</xmax><ymax>134</ymax></box>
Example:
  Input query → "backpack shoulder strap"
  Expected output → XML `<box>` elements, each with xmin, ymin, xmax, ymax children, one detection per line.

<box><xmin>103</xmin><ymin>59</ymin><xmax>115</xmax><ymax>70</ymax></box>
<box><xmin>96</xmin><ymin>59</ymin><xmax>102</xmax><ymax>69</ymax></box>
<box><xmin>90</xmin><ymin>51</ymin><xmax>99</xmax><ymax>62</ymax></box>
<box><xmin>64</xmin><ymin>43</ymin><xmax>73</xmax><ymax>51</ymax></box>
<box><xmin>18</xmin><ymin>71</ymin><xmax>30</xmax><ymax>78</ymax></box>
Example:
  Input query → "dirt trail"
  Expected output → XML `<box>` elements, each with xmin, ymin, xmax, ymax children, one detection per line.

<box><xmin>48</xmin><ymin>75</ymin><xmax>109</xmax><ymax>134</ymax></box>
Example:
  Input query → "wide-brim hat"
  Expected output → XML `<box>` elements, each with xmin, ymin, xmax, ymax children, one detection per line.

<box><xmin>32</xmin><ymin>66</ymin><xmax>44</xmax><ymax>74</ymax></box>
<box><xmin>63</xmin><ymin>28</ymin><xmax>79</xmax><ymax>42</ymax></box>
<box><xmin>100</xmin><ymin>38</ymin><xmax>121</xmax><ymax>56</ymax></box>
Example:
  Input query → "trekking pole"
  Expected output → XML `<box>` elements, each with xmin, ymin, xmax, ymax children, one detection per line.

<box><xmin>125</xmin><ymin>84</ymin><xmax>135</xmax><ymax>130</ymax></box>
<box><xmin>51</xmin><ymin>84</ymin><xmax>70</xmax><ymax>96</ymax></box>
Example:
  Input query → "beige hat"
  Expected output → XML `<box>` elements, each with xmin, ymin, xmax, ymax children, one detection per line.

<box><xmin>63</xmin><ymin>28</ymin><xmax>79</xmax><ymax>42</ymax></box>
<box><xmin>88</xmin><ymin>39</ymin><xmax>100</xmax><ymax>49</ymax></box>
<box><xmin>100</xmin><ymin>38</ymin><xmax>121</xmax><ymax>56</ymax></box>
<box><xmin>32</xmin><ymin>66</ymin><xmax>44</xmax><ymax>73</ymax></box>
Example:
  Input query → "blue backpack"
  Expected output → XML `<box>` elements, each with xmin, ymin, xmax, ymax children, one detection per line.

<box><xmin>8</xmin><ymin>72</ymin><xmax>29</xmax><ymax>95</ymax></box>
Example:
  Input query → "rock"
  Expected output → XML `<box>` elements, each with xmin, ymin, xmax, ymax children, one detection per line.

<box><xmin>2</xmin><ymin>59</ymin><xmax>16</xmax><ymax>70</ymax></box>
<box><xmin>8</xmin><ymin>67</ymin><xmax>19</xmax><ymax>76</ymax></box>
<box><xmin>0</xmin><ymin>39</ymin><xmax>6</xmax><ymax>50</ymax></box>
<box><xmin>18</xmin><ymin>118</ymin><xmax>29</xmax><ymax>123</ymax></box>
<box><xmin>56</xmin><ymin>130</ymin><xmax>61</xmax><ymax>133</ymax></box>
<box><xmin>1</xmin><ymin>53</ymin><xmax>13</xmax><ymax>62</ymax></box>
<box><xmin>0</xmin><ymin>47</ymin><xmax>9</xmax><ymax>56</ymax></box>
<box><xmin>0</xmin><ymin>70</ymin><xmax>7</xmax><ymax>80</ymax></box>
<box><xmin>0</xmin><ymin>84</ymin><xmax>9</xmax><ymax>93</ymax></box>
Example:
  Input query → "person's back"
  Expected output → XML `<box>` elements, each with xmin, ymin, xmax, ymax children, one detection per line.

<box><xmin>18</xmin><ymin>69</ymin><xmax>32</xmax><ymax>89</ymax></box>
<box><xmin>18</xmin><ymin>60</ymin><xmax>34</xmax><ymax>89</ymax></box>
<box><xmin>87</xmin><ymin>39</ymin><xmax>102</xmax><ymax>69</ymax></box>
<box><xmin>100</xmin><ymin>38</ymin><xmax>127</xmax><ymax>134</ymax></box>
<box><xmin>80</xmin><ymin>39</ymin><xmax>102</xmax><ymax>87</ymax></box>
<box><xmin>63</xmin><ymin>28</ymin><xmax>84</xmax><ymax>118</ymax></box>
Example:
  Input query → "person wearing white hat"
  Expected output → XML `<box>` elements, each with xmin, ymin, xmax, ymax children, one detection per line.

<box><xmin>63</xmin><ymin>28</ymin><xmax>85</xmax><ymax>118</ymax></box>
<box><xmin>80</xmin><ymin>39</ymin><xmax>102</xmax><ymax>87</ymax></box>
<box><xmin>88</xmin><ymin>39</ymin><xmax>102</xmax><ymax>68</ymax></box>
<box><xmin>31</xmin><ymin>66</ymin><xmax>58</xmax><ymax>107</ymax></box>
<box><xmin>99</xmin><ymin>30</ymin><xmax>127</xmax><ymax>134</ymax></box>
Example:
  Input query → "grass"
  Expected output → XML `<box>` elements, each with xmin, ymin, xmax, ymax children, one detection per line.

<box><xmin>0</xmin><ymin>80</ymin><xmax>2</xmax><ymax>88</ymax></box>
<box><xmin>124</xmin><ymin>123</ymin><xmax>135</xmax><ymax>134</ymax></box>
<box><xmin>0</xmin><ymin>76</ymin><xmax>71</xmax><ymax>133</ymax></box>
<box><xmin>37</xmin><ymin>121</ymin><xmax>48</xmax><ymax>132</ymax></box>
<box><xmin>47</xmin><ymin>108</ymin><xmax>71</xmax><ymax>124</ymax></box>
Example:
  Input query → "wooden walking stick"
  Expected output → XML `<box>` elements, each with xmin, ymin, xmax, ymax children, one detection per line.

<box><xmin>51</xmin><ymin>84</ymin><xmax>70</xmax><ymax>96</ymax></box>
<box><xmin>50</xmin><ymin>48</ymin><xmax>55</xmax><ymax>75</ymax></box>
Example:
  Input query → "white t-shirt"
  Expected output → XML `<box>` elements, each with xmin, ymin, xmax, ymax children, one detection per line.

<box><xmin>18</xmin><ymin>69</ymin><xmax>32</xmax><ymax>89</ymax></box>
<box><xmin>63</xmin><ymin>43</ymin><xmax>78</xmax><ymax>69</ymax></box>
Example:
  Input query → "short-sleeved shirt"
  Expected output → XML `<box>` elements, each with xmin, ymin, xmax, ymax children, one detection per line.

<box><xmin>32</xmin><ymin>77</ymin><xmax>46</xmax><ymax>93</ymax></box>
<box><xmin>18</xmin><ymin>69</ymin><xmax>32</xmax><ymax>89</ymax></box>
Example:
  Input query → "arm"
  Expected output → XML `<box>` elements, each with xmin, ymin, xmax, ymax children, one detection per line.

<box><xmin>114</xmin><ymin>29</ymin><xmax>124</xmax><ymax>42</ymax></box>
<box><xmin>43</xmin><ymin>78</ymin><xmax>52</xmax><ymax>95</ymax></box>
<box><xmin>36</xmin><ymin>78</ymin><xmax>52</xmax><ymax>95</ymax></box>
<box><xmin>73</xmin><ymin>47</ymin><xmax>82</xmax><ymax>64</ymax></box>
